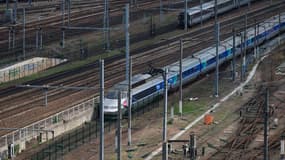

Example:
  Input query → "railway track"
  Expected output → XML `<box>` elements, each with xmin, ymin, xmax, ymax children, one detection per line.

<box><xmin>0</xmin><ymin>0</ymin><xmax>176</xmax><ymax>48</ymax></box>
<box><xmin>0</xmin><ymin>1</ymin><xmax>284</xmax><ymax>137</ymax></box>
<box><xmin>0</xmin><ymin>0</ymin><xmax>279</xmax><ymax>96</ymax></box>
<box><xmin>210</xmin><ymin>85</ymin><xmax>285</xmax><ymax>160</ymax></box>
<box><xmin>209</xmin><ymin>90</ymin><xmax>267</xmax><ymax>160</ymax></box>
<box><xmin>0</xmin><ymin>0</ymin><xmax>204</xmax><ymax>63</ymax></box>
<box><xmin>209</xmin><ymin>50</ymin><xmax>285</xmax><ymax>160</ymax></box>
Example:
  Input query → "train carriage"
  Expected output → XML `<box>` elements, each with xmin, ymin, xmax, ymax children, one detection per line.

<box><xmin>178</xmin><ymin>0</ymin><xmax>254</xmax><ymax>27</ymax></box>
<box><xmin>104</xmin><ymin>13</ymin><xmax>285</xmax><ymax>116</ymax></box>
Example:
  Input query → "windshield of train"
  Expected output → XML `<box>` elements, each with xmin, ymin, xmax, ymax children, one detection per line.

<box><xmin>106</xmin><ymin>91</ymin><xmax>117</xmax><ymax>99</ymax></box>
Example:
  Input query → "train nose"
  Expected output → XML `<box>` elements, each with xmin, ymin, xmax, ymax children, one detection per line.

<box><xmin>104</xmin><ymin>98</ymin><xmax>118</xmax><ymax>113</ymax></box>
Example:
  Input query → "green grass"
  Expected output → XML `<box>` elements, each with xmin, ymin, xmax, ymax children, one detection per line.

<box><xmin>173</xmin><ymin>100</ymin><xmax>208</xmax><ymax>115</ymax></box>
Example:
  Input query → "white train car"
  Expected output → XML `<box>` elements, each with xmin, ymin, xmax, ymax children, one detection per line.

<box><xmin>104</xmin><ymin>13</ymin><xmax>285</xmax><ymax>116</ymax></box>
<box><xmin>178</xmin><ymin>0</ymin><xmax>253</xmax><ymax>27</ymax></box>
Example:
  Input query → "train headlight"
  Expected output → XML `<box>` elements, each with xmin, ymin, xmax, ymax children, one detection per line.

<box><xmin>123</xmin><ymin>100</ymin><xmax>128</xmax><ymax>108</ymax></box>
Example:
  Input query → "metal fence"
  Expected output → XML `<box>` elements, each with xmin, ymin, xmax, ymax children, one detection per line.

<box><xmin>0</xmin><ymin>58</ymin><xmax>66</xmax><ymax>83</ymax></box>
<box><xmin>0</xmin><ymin>98</ymin><xmax>96</xmax><ymax>159</ymax></box>
<box><xmin>28</xmin><ymin>92</ymin><xmax>164</xmax><ymax>160</ymax></box>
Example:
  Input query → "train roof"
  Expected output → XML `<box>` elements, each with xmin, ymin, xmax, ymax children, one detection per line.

<box><xmin>111</xmin><ymin>74</ymin><xmax>152</xmax><ymax>92</ymax></box>
<box><xmin>184</xmin><ymin>0</ymin><xmax>233</xmax><ymax>16</ymax></box>
<box><xmin>132</xmin><ymin>13</ymin><xmax>285</xmax><ymax>97</ymax></box>
<box><xmin>132</xmin><ymin>57</ymin><xmax>200</xmax><ymax>95</ymax></box>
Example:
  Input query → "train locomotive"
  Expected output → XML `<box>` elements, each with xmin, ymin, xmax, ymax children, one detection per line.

<box><xmin>104</xmin><ymin>13</ymin><xmax>285</xmax><ymax>116</ymax></box>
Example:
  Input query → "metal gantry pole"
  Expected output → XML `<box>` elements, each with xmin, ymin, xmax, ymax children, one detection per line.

<box><xmin>162</xmin><ymin>68</ymin><xmax>168</xmax><ymax>160</ymax></box>
<box><xmin>279</xmin><ymin>11</ymin><xmax>281</xmax><ymax>45</ymax></box>
<box><xmin>179</xmin><ymin>39</ymin><xmax>183</xmax><ymax>116</ymax></box>
<box><xmin>13</xmin><ymin>0</ymin><xmax>18</xmax><ymax>23</ymax></box>
<box><xmin>117</xmin><ymin>91</ymin><xmax>122</xmax><ymax>160</ymax></box>
<box><xmin>99</xmin><ymin>59</ymin><xmax>105</xmax><ymax>160</ymax></box>
<box><xmin>214</xmin><ymin>22</ymin><xmax>220</xmax><ymax>97</ymax></box>
<box><xmin>257</xmin><ymin>23</ymin><xmax>260</xmax><ymax>59</ymax></box>
<box><xmin>62</xmin><ymin>28</ymin><xmax>65</xmax><ymax>48</ymax></box>
<box><xmin>160</xmin><ymin>0</ymin><xmax>163</xmax><ymax>23</ymax></box>
<box><xmin>254</xmin><ymin>19</ymin><xmax>257</xmax><ymax>59</ymax></box>
<box><xmin>125</xmin><ymin>4</ymin><xmax>130</xmax><ymax>83</ymax></box>
<box><xmin>8</xmin><ymin>27</ymin><xmax>11</xmax><ymax>50</ymax></box>
<box><xmin>40</xmin><ymin>28</ymin><xmax>43</xmax><ymax>49</ymax></box>
<box><xmin>107</xmin><ymin>0</ymin><xmax>110</xmax><ymax>50</ymax></box>
<box><xmin>131</xmin><ymin>0</ymin><xmax>137</xmax><ymax>7</ymax></box>
<box><xmin>214</xmin><ymin>0</ymin><xmax>217</xmax><ymax>23</ymax></box>
<box><xmin>200</xmin><ymin>0</ymin><xmax>203</xmax><ymax>26</ymax></box>
<box><xmin>128</xmin><ymin>57</ymin><xmax>132</xmax><ymax>146</ymax></box>
<box><xmin>214</xmin><ymin>0</ymin><xmax>218</xmax><ymax>97</ymax></box>
<box><xmin>68</xmin><ymin>0</ymin><xmax>71</xmax><ymax>26</ymax></box>
<box><xmin>244</xmin><ymin>13</ymin><xmax>248</xmax><ymax>58</ymax></box>
<box><xmin>242</xmin><ymin>13</ymin><xmax>248</xmax><ymax>79</ymax></box>
<box><xmin>12</xmin><ymin>27</ymin><xmax>15</xmax><ymax>49</ymax></box>
<box><xmin>23</xmin><ymin>8</ymin><xmax>26</xmax><ymax>59</ymax></box>
<box><xmin>6</xmin><ymin>0</ymin><xmax>9</xmax><ymax>10</ymax></box>
<box><xmin>264</xmin><ymin>88</ymin><xmax>269</xmax><ymax>160</ymax></box>
<box><xmin>232</xmin><ymin>28</ymin><xmax>236</xmax><ymax>81</ymax></box>
<box><xmin>242</xmin><ymin>33</ymin><xmax>246</xmax><ymax>80</ymax></box>
<box><xmin>36</xmin><ymin>28</ymin><xmax>39</xmax><ymax>50</ymax></box>
<box><xmin>104</xmin><ymin>0</ymin><xmax>110</xmax><ymax>50</ymax></box>
<box><xmin>61</xmin><ymin>0</ymin><xmax>65</xmax><ymax>48</ymax></box>
<box><xmin>240</xmin><ymin>32</ymin><xmax>244</xmax><ymax>82</ymax></box>
<box><xmin>184</xmin><ymin>0</ymin><xmax>188</xmax><ymax>31</ymax></box>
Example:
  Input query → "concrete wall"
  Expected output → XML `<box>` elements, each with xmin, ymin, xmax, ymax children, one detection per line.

<box><xmin>0</xmin><ymin>97</ymin><xmax>97</xmax><ymax>159</ymax></box>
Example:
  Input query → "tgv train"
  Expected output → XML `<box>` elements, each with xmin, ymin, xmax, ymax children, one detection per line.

<box><xmin>178</xmin><ymin>0</ymin><xmax>252</xmax><ymax>27</ymax></box>
<box><xmin>104</xmin><ymin>13</ymin><xmax>285</xmax><ymax>115</ymax></box>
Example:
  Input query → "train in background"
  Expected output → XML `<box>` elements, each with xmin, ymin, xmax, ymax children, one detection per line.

<box><xmin>0</xmin><ymin>0</ymin><xmax>46</xmax><ymax>3</ymax></box>
<box><xmin>178</xmin><ymin>0</ymin><xmax>253</xmax><ymax>27</ymax></box>
<box><xmin>104</xmin><ymin>12</ymin><xmax>285</xmax><ymax>116</ymax></box>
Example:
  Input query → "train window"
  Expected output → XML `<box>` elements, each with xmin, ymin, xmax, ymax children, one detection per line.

<box><xmin>132</xmin><ymin>79</ymin><xmax>146</xmax><ymax>88</ymax></box>
<box><xmin>106</xmin><ymin>92</ymin><xmax>117</xmax><ymax>99</ymax></box>
<box><xmin>193</xmin><ymin>65</ymin><xmax>200</xmax><ymax>72</ymax></box>
<box><xmin>122</xmin><ymin>92</ymin><xmax>127</xmax><ymax>98</ymax></box>
<box><xmin>207</xmin><ymin>57</ymin><xmax>216</xmax><ymax>65</ymax></box>
<box><xmin>133</xmin><ymin>86</ymin><xmax>157</xmax><ymax>100</ymax></box>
